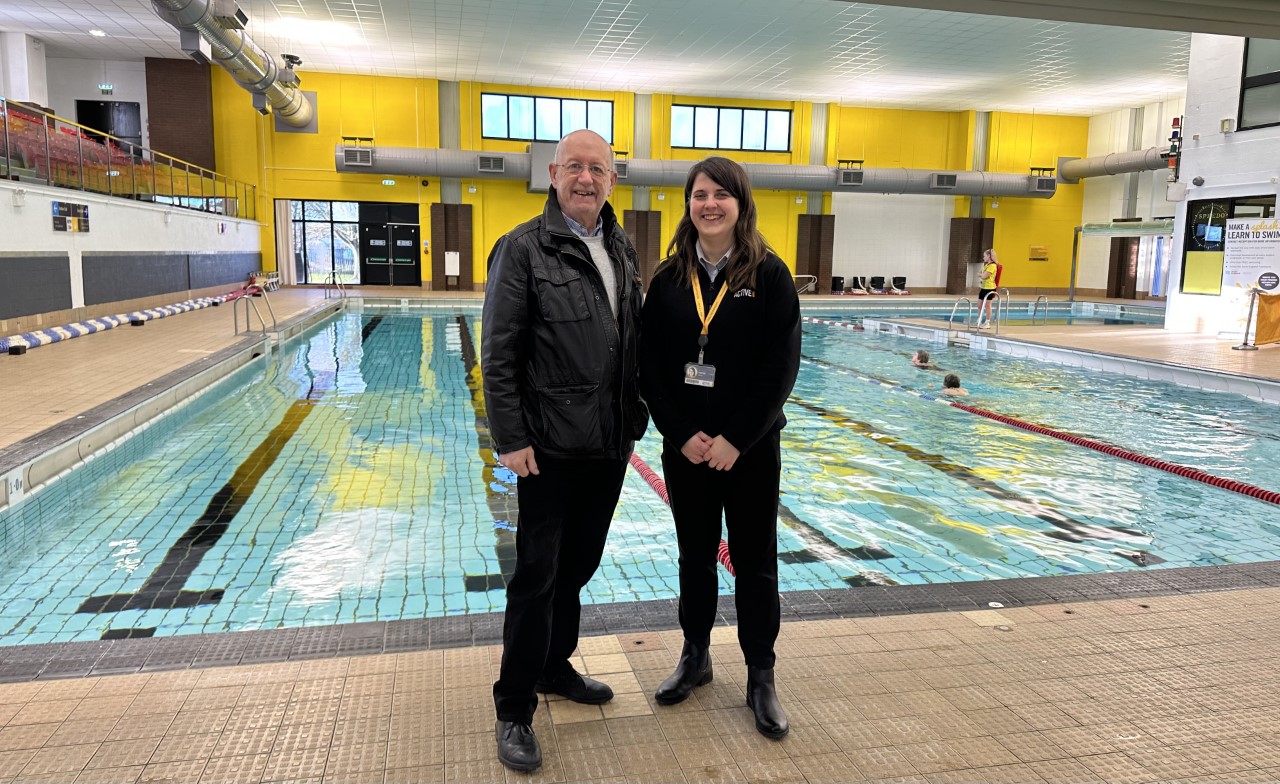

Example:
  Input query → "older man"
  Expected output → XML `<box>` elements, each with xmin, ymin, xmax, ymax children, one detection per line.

<box><xmin>481</xmin><ymin>129</ymin><xmax>648</xmax><ymax>772</ymax></box>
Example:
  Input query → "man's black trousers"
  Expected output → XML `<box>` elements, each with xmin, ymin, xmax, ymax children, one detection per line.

<box><xmin>493</xmin><ymin>455</ymin><xmax>627</xmax><ymax>723</ymax></box>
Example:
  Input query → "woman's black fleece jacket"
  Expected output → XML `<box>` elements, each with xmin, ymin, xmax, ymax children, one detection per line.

<box><xmin>639</xmin><ymin>252</ymin><xmax>801</xmax><ymax>455</ymax></box>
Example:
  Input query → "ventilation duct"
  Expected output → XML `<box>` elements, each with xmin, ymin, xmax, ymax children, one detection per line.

<box><xmin>477</xmin><ymin>155</ymin><xmax>506</xmax><ymax>173</ymax></box>
<box><xmin>838</xmin><ymin>170</ymin><xmax>864</xmax><ymax>186</ymax></box>
<box><xmin>336</xmin><ymin>147</ymin><xmax>533</xmax><ymax>181</ymax></box>
<box><xmin>343</xmin><ymin>148</ymin><xmax>373</xmax><ymax>167</ymax></box>
<box><xmin>151</xmin><ymin>0</ymin><xmax>313</xmax><ymax>128</ymax></box>
<box><xmin>1059</xmin><ymin>147</ymin><xmax>1169</xmax><ymax>182</ymax></box>
<box><xmin>1029</xmin><ymin>177</ymin><xmax>1057</xmax><ymax>194</ymax></box>
<box><xmin>335</xmin><ymin>146</ymin><xmax>1089</xmax><ymax>198</ymax></box>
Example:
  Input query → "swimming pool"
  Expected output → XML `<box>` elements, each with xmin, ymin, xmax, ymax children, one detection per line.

<box><xmin>1</xmin><ymin>302</ymin><xmax>1276</xmax><ymax>646</ymax></box>
<box><xmin>806</xmin><ymin>300</ymin><xmax>1167</xmax><ymax>328</ymax></box>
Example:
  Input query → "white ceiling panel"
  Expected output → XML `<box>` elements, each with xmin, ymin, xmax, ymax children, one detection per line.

<box><xmin>0</xmin><ymin>0</ymin><xmax>1201</xmax><ymax>115</ymax></box>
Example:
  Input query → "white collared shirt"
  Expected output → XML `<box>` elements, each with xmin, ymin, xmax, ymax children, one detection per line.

<box><xmin>696</xmin><ymin>241</ymin><xmax>733</xmax><ymax>283</ymax></box>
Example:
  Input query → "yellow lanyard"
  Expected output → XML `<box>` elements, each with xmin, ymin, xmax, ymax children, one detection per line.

<box><xmin>692</xmin><ymin>280</ymin><xmax>728</xmax><ymax>364</ymax></box>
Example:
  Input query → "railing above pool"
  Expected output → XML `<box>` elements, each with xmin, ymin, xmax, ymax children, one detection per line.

<box><xmin>0</xmin><ymin>97</ymin><xmax>257</xmax><ymax>220</ymax></box>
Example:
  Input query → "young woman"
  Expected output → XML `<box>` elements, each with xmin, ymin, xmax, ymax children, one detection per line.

<box><xmin>976</xmin><ymin>248</ymin><xmax>999</xmax><ymax>328</ymax></box>
<box><xmin>639</xmin><ymin>157</ymin><xmax>801</xmax><ymax>739</ymax></box>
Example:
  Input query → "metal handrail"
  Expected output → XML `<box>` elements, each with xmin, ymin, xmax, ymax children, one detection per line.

<box><xmin>991</xmin><ymin>287</ymin><xmax>1013</xmax><ymax>335</ymax></box>
<box><xmin>0</xmin><ymin>97</ymin><xmax>257</xmax><ymax>219</ymax></box>
<box><xmin>324</xmin><ymin>267</ymin><xmax>348</xmax><ymax>299</ymax></box>
<box><xmin>948</xmin><ymin>297</ymin><xmax>974</xmax><ymax>332</ymax></box>
<box><xmin>1031</xmin><ymin>295</ymin><xmax>1050</xmax><ymax>325</ymax></box>
<box><xmin>233</xmin><ymin>286</ymin><xmax>278</xmax><ymax>335</ymax></box>
<box><xmin>794</xmin><ymin>275</ymin><xmax>817</xmax><ymax>294</ymax></box>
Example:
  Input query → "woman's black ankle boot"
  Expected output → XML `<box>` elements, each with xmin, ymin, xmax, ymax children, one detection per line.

<box><xmin>655</xmin><ymin>641</ymin><xmax>712</xmax><ymax>705</ymax></box>
<box><xmin>746</xmin><ymin>665</ymin><xmax>789</xmax><ymax>738</ymax></box>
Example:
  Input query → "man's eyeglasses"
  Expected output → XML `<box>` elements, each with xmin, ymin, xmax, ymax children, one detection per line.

<box><xmin>557</xmin><ymin>162</ymin><xmax>611</xmax><ymax>179</ymax></box>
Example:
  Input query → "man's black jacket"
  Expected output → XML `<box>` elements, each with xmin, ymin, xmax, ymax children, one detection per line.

<box><xmin>481</xmin><ymin>191</ymin><xmax>648</xmax><ymax>460</ymax></box>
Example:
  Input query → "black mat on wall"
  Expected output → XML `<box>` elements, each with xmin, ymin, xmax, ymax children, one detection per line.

<box><xmin>82</xmin><ymin>252</ymin><xmax>189</xmax><ymax>306</ymax></box>
<box><xmin>0</xmin><ymin>255</ymin><xmax>73</xmax><ymax>320</ymax></box>
<box><xmin>189</xmin><ymin>252</ymin><xmax>262</xmax><ymax>290</ymax></box>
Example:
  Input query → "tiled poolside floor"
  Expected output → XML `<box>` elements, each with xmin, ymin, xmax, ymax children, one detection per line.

<box><xmin>2</xmin><ymin>589</ymin><xmax>1280</xmax><ymax>783</ymax></box>
<box><xmin>4</xmin><ymin>288</ymin><xmax>1280</xmax><ymax>782</ymax></box>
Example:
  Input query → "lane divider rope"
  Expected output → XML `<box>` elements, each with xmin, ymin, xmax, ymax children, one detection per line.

<box><xmin>628</xmin><ymin>451</ymin><xmax>736</xmax><ymax>576</ymax></box>
<box><xmin>802</xmin><ymin>316</ymin><xmax>864</xmax><ymax>331</ymax></box>
<box><xmin>949</xmin><ymin>402</ymin><xmax>1280</xmax><ymax>507</ymax></box>
<box><xmin>802</xmin><ymin>320</ymin><xmax>1280</xmax><ymax>508</ymax></box>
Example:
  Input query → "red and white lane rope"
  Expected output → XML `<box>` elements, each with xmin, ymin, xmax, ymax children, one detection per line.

<box><xmin>949</xmin><ymin>402</ymin><xmax>1280</xmax><ymax>507</ymax></box>
<box><xmin>800</xmin><ymin>319</ymin><xmax>1280</xmax><ymax>508</ymax></box>
<box><xmin>628</xmin><ymin>451</ymin><xmax>736</xmax><ymax>576</ymax></box>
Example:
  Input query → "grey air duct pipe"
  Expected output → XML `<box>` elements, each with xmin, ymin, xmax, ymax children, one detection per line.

<box><xmin>340</xmin><ymin>147</ymin><xmax>533</xmax><ymax>180</ymax></box>
<box><xmin>1059</xmin><ymin>147</ymin><xmax>1169</xmax><ymax>182</ymax></box>
<box><xmin>152</xmin><ymin>0</ymin><xmax>313</xmax><ymax>127</ymax></box>
<box><xmin>335</xmin><ymin>145</ymin><xmax>1056</xmax><ymax>198</ymax></box>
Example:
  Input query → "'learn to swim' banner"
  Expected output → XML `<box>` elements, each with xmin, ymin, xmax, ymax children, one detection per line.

<box><xmin>1225</xmin><ymin>218</ymin><xmax>1280</xmax><ymax>290</ymax></box>
<box><xmin>1255</xmin><ymin>292</ymin><xmax>1280</xmax><ymax>346</ymax></box>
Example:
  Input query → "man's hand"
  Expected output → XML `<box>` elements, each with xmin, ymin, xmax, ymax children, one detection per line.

<box><xmin>705</xmin><ymin>436</ymin><xmax>740</xmax><ymax>471</ymax></box>
<box><xmin>499</xmin><ymin>446</ymin><xmax>540</xmax><ymax>477</ymax></box>
<box><xmin>681</xmin><ymin>432</ymin><xmax>714</xmax><ymax>464</ymax></box>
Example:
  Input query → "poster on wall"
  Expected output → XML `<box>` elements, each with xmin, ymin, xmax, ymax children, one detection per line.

<box><xmin>51</xmin><ymin>201</ymin><xmax>90</xmax><ymax>233</ymax></box>
<box><xmin>1224</xmin><ymin>218</ymin><xmax>1280</xmax><ymax>291</ymax></box>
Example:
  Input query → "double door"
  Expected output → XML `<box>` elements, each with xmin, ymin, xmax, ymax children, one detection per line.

<box><xmin>360</xmin><ymin>223</ymin><xmax>421</xmax><ymax>286</ymax></box>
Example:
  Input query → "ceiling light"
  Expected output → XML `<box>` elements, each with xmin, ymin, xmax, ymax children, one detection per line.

<box><xmin>266</xmin><ymin>18</ymin><xmax>362</xmax><ymax>45</ymax></box>
<box><xmin>89</xmin><ymin>29</ymin><xmax>106</xmax><ymax>37</ymax></box>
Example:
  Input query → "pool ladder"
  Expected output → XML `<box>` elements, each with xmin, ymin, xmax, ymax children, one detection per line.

<box><xmin>1030</xmin><ymin>295</ymin><xmax>1050</xmax><ymax>325</ymax></box>
<box><xmin>947</xmin><ymin>298</ymin><xmax>975</xmax><ymax>333</ymax></box>
<box><xmin>324</xmin><ymin>268</ymin><xmax>348</xmax><ymax>300</ymax></box>
<box><xmin>233</xmin><ymin>287</ymin><xmax>278</xmax><ymax>336</ymax></box>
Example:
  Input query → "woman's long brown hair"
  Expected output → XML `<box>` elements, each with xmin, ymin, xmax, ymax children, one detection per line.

<box><xmin>664</xmin><ymin>156</ymin><xmax>773</xmax><ymax>291</ymax></box>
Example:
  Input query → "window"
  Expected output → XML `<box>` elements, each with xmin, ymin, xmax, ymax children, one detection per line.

<box><xmin>670</xmin><ymin>104</ymin><xmax>791</xmax><ymax>152</ymax></box>
<box><xmin>480</xmin><ymin>93</ymin><xmax>613</xmax><ymax>143</ymax></box>
<box><xmin>1239</xmin><ymin>39</ymin><xmax>1280</xmax><ymax>130</ymax></box>
<box><xmin>287</xmin><ymin>199</ymin><xmax>361</xmax><ymax>285</ymax></box>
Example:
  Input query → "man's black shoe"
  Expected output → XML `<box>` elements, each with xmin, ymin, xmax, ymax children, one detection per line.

<box><xmin>655</xmin><ymin>641</ymin><xmax>712</xmax><ymax>705</ymax></box>
<box><xmin>535</xmin><ymin>669</ymin><xmax>614</xmax><ymax>704</ymax></box>
<box><xmin>495</xmin><ymin>720</ymin><xmax>541</xmax><ymax>772</ymax></box>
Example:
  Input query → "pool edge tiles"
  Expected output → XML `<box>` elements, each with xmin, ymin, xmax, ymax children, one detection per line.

<box><xmin>0</xmin><ymin>299</ymin><xmax>347</xmax><ymax>514</ymax></box>
<box><xmin>2</xmin><ymin>560</ymin><xmax>1279</xmax><ymax>682</ymax></box>
<box><xmin>0</xmin><ymin>337</ymin><xmax>269</xmax><ymax>514</ymax></box>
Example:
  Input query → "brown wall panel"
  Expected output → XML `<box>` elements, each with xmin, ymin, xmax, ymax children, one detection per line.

<box><xmin>946</xmin><ymin>217</ymin><xmax>994</xmax><ymax>294</ymax></box>
<box><xmin>623</xmin><ymin>210</ymin><xmax>663</xmax><ymax>287</ymax></box>
<box><xmin>144</xmin><ymin>58</ymin><xmax>215</xmax><ymax>170</ymax></box>
<box><xmin>429</xmin><ymin>203</ymin><xmax>474</xmax><ymax>290</ymax></box>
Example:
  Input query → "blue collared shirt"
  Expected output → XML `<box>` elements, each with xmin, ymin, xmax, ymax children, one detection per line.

<box><xmin>696</xmin><ymin>242</ymin><xmax>732</xmax><ymax>283</ymax></box>
<box><xmin>562</xmin><ymin>212</ymin><xmax>603</xmax><ymax>238</ymax></box>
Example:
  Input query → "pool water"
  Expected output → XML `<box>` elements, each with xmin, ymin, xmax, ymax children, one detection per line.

<box><xmin>0</xmin><ymin>305</ymin><xmax>1277</xmax><ymax>646</ymax></box>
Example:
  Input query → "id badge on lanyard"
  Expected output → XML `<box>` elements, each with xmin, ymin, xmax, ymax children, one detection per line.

<box><xmin>685</xmin><ymin>280</ymin><xmax>727</xmax><ymax>388</ymax></box>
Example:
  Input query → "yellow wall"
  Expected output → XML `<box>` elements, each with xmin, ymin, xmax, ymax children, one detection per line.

<box><xmin>648</xmin><ymin>95</ymin><xmax>815</xmax><ymax>268</ymax></box>
<box><xmin>213</xmin><ymin>69</ymin><xmax>441</xmax><ymax>274</ymax></box>
<box><xmin>985</xmin><ymin>112</ymin><xmax>1090</xmax><ymax>289</ymax></box>
<box><xmin>212</xmin><ymin>70</ymin><xmax>1091</xmax><ymax>290</ymax></box>
<box><xmin>829</xmin><ymin>106</ymin><xmax>970</xmax><ymax>170</ymax></box>
<box><xmin>457</xmin><ymin>83</ymin><xmax>635</xmax><ymax>275</ymax></box>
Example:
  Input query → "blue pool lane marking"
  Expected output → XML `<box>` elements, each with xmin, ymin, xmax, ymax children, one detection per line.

<box><xmin>77</xmin><ymin>316</ymin><xmax>385</xmax><ymax>634</ymax></box>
